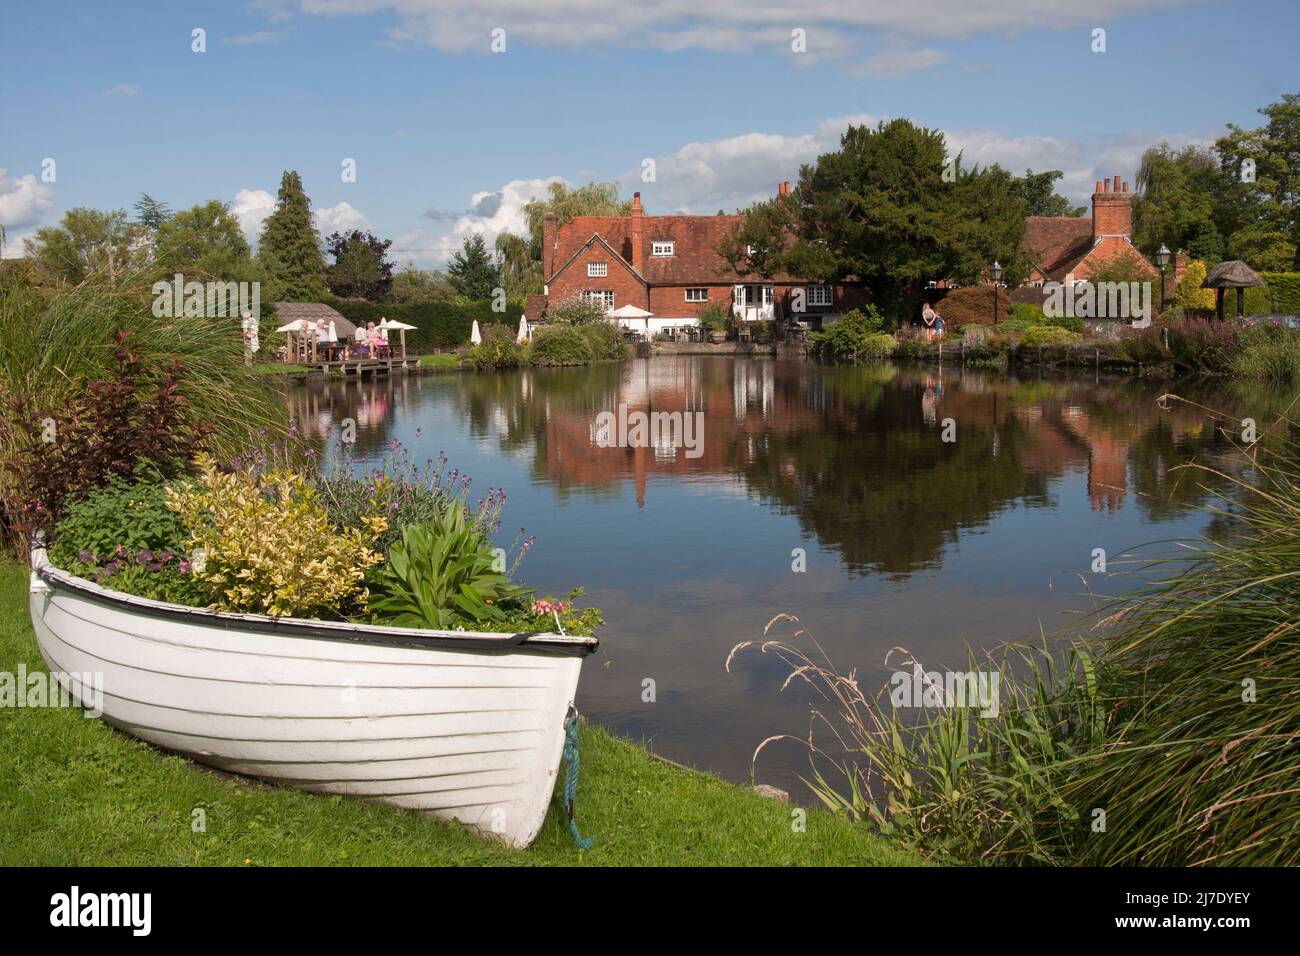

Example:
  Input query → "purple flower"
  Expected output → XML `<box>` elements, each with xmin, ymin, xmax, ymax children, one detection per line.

<box><xmin>137</xmin><ymin>549</ymin><xmax>155</xmax><ymax>565</ymax></box>
<box><xmin>158</xmin><ymin>550</ymin><xmax>175</xmax><ymax>563</ymax></box>
<box><xmin>178</xmin><ymin>560</ymin><xmax>191</xmax><ymax>575</ymax></box>
<box><xmin>77</xmin><ymin>549</ymin><xmax>94</xmax><ymax>564</ymax></box>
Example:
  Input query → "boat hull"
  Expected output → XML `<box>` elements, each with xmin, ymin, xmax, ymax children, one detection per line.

<box><xmin>28</xmin><ymin>549</ymin><xmax>595</xmax><ymax>848</ymax></box>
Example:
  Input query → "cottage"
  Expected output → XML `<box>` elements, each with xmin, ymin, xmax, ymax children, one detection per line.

<box><xmin>529</xmin><ymin>183</ymin><xmax>870</xmax><ymax>335</ymax></box>
<box><xmin>1021</xmin><ymin>175</ymin><xmax>1183</xmax><ymax>289</ymax></box>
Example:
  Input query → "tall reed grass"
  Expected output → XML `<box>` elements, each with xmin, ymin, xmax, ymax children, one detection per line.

<box><xmin>0</xmin><ymin>272</ymin><xmax>281</xmax><ymax>548</ymax></box>
<box><xmin>731</xmin><ymin>394</ymin><xmax>1300</xmax><ymax>865</ymax></box>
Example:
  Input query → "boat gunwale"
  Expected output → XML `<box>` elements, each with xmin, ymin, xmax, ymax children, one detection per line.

<box><xmin>30</xmin><ymin>548</ymin><xmax>598</xmax><ymax>659</ymax></box>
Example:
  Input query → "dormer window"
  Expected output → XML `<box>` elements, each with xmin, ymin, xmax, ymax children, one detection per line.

<box><xmin>651</xmin><ymin>241</ymin><xmax>674</xmax><ymax>257</ymax></box>
<box><xmin>588</xmin><ymin>262</ymin><xmax>608</xmax><ymax>277</ymax></box>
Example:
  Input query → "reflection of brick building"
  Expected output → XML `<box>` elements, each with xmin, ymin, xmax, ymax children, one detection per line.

<box><xmin>539</xmin><ymin>359</ymin><xmax>820</xmax><ymax>507</ymax></box>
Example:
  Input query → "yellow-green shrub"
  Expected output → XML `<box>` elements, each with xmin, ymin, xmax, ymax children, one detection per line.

<box><xmin>167</xmin><ymin>454</ymin><xmax>384</xmax><ymax>618</ymax></box>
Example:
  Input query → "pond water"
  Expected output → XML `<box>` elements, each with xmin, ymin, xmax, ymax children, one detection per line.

<box><xmin>287</xmin><ymin>357</ymin><xmax>1276</xmax><ymax>798</ymax></box>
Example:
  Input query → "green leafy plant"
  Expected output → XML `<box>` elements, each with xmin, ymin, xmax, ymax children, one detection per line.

<box><xmin>167</xmin><ymin>454</ymin><xmax>383</xmax><ymax>618</ymax></box>
<box><xmin>812</xmin><ymin>307</ymin><xmax>894</xmax><ymax>364</ymax></box>
<box><xmin>367</xmin><ymin>506</ymin><xmax>533</xmax><ymax>630</ymax></box>
<box><xmin>465</xmin><ymin>323</ymin><xmax>528</xmax><ymax>370</ymax></box>
<box><xmin>49</xmin><ymin>474</ymin><xmax>188</xmax><ymax>570</ymax></box>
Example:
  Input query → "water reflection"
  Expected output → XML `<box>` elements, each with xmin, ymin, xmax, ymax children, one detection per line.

<box><xmin>286</xmin><ymin>359</ymin><xmax>1283</xmax><ymax>795</ymax></box>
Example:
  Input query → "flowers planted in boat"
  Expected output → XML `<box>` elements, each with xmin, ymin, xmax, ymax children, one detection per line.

<box><xmin>167</xmin><ymin>454</ymin><xmax>383</xmax><ymax>618</ymax></box>
<box><xmin>367</xmin><ymin>505</ymin><xmax>533</xmax><ymax>630</ymax></box>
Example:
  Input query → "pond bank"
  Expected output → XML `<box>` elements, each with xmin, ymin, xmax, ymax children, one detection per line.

<box><xmin>0</xmin><ymin>562</ymin><xmax>920</xmax><ymax>866</ymax></box>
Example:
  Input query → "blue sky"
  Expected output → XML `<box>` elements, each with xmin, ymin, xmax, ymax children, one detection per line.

<box><xmin>2</xmin><ymin>0</ymin><xmax>1297</xmax><ymax>266</ymax></box>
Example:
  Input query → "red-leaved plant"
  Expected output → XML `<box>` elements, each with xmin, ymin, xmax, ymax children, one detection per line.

<box><xmin>2</xmin><ymin>330</ymin><xmax>211</xmax><ymax>542</ymax></box>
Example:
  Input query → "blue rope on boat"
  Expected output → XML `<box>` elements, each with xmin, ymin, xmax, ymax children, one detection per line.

<box><xmin>562</xmin><ymin>712</ymin><xmax>593</xmax><ymax>851</ymax></box>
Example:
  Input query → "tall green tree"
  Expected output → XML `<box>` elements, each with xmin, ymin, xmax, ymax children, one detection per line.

<box><xmin>1216</xmin><ymin>92</ymin><xmax>1300</xmax><ymax>269</ymax></box>
<box><xmin>133</xmin><ymin>193</ymin><xmax>173</xmax><ymax>233</ymax></box>
<box><xmin>719</xmin><ymin>120</ymin><xmax>1028</xmax><ymax>323</ymax></box>
<box><xmin>154</xmin><ymin>200</ymin><xmax>251</xmax><ymax>278</ymax></box>
<box><xmin>24</xmin><ymin>208</ymin><xmax>149</xmax><ymax>284</ymax></box>
<box><xmin>325</xmin><ymin>230</ymin><xmax>394</xmax><ymax>300</ymax></box>
<box><xmin>447</xmin><ymin>233</ymin><xmax>500</xmax><ymax>299</ymax></box>
<box><xmin>256</xmin><ymin>170</ymin><xmax>327</xmax><ymax>300</ymax></box>
<box><xmin>388</xmin><ymin>264</ymin><xmax>457</xmax><ymax>304</ymax></box>
<box><xmin>1131</xmin><ymin>144</ymin><xmax>1224</xmax><ymax>258</ymax></box>
<box><xmin>494</xmin><ymin>232</ymin><xmax>539</xmax><ymax>297</ymax></box>
<box><xmin>1010</xmin><ymin>169</ymin><xmax>1085</xmax><ymax>217</ymax></box>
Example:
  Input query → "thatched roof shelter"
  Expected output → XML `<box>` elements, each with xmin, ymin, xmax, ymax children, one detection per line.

<box><xmin>1200</xmin><ymin>260</ymin><xmax>1265</xmax><ymax>320</ymax></box>
<box><xmin>1202</xmin><ymin>260</ymin><xmax>1265</xmax><ymax>289</ymax></box>
<box><xmin>273</xmin><ymin>302</ymin><xmax>358</xmax><ymax>339</ymax></box>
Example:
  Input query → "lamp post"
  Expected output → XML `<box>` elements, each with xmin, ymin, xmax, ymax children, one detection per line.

<box><xmin>990</xmin><ymin>260</ymin><xmax>1003</xmax><ymax>331</ymax></box>
<box><xmin>1155</xmin><ymin>243</ymin><xmax>1171</xmax><ymax>314</ymax></box>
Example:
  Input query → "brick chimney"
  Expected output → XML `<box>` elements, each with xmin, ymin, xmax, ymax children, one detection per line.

<box><xmin>1092</xmin><ymin>174</ymin><xmax>1132</xmax><ymax>242</ymax></box>
<box><xmin>543</xmin><ymin>213</ymin><xmax>557</xmax><ymax>282</ymax></box>
<box><xmin>777</xmin><ymin>180</ymin><xmax>792</xmax><ymax>197</ymax></box>
<box><xmin>630</xmin><ymin>192</ymin><xmax>644</xmax><ymax>271</ymax></box>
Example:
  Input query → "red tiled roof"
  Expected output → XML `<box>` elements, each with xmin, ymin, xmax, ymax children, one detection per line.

<box><xmin>1023</xmin><ymin>216</ymin><xmax>1093</xmax><ymax>282</ymax></box>
<box><xmin>551</xmin><ymin>213</ymin><xmax>750</xmax><ymax>285</ymax></box>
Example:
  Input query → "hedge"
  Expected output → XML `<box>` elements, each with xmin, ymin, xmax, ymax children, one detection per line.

<box><xmin>1260</xmin><ymin>272</ymin><xmax>1300</xmax><ymax>314</ymax></box>
<box><xmin>330</xmin><ymin>299</ymin><xmax>524</xmax><ymax>351</ymax></box>
<box><xmin>932</xmin><ymin>286</ymin><xmax>1008</xmax><ymax>328</ymax></box>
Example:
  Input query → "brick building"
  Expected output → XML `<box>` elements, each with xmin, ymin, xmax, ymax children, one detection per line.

<box><xmin>1022</xmin><ymin>174</ymin><xmax>1184</xmax><ymax>288</ymax></box>
<box><xmin>527</xmin><ymin>183</ymin><xmax>870</xmax><ymax>334</ymax></box>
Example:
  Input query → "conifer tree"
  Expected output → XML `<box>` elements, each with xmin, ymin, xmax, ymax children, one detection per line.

<box><xmin>257</xmin><ymin>171</ymin><xmax>327</xmax><ymax>300</ymax></box>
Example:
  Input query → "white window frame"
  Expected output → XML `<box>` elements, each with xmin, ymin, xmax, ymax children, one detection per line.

<box><xmin>581</xmin><ymin>290</ymin><xmax>615</xmax><ymax>310</ymax></box>
<box><xmin>807</xmin><ymin>284</ymin><xmax>833</xmax><ymax>307</ymax></box>
<box><xmin>587</xmin><ymin>262</ymin><xmax>608</xmax><ymax>277</ymax></box>
<box><xmin>685</xmin><ymin>288</ymin><xmax>708</xmax><ymax>302</ymax></box>
<box><xmin>651</xmin><ymin>241</ymin><xmax>675</xmax><ymax>257</ymax></box>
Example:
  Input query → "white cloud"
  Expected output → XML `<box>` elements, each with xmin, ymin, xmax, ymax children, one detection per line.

<box><xmin>614</xmin><ymin>115</ymin><xmax>874</xmax><ymax>214</ymax></box>
<box><xmin>314</xmin><ymin>200</ymin><xmax>373</xmax><ymax>236</ymax></box>
<box><xmin>231</xmin><ymin>188</ymin><xmax>277</xmax><ymax>243</ymax></box>
<box><xmin>232</xmin><ymin>189</ymin><xmax>376</xmax><ymax>246</ymax></box>
<box><xmin>0</xmin><ymin>169</ymin><xmax>56</xmax><ymax>230</ymax></box>
<box><xmin>296</xmin><ymin>0</ymin><xmax>1195</xmax><ymax>58</ymax></box>
<box><xmin>1</xmin><ymin>230</ymin><xmax>36</xmax><ymax>259</ymax></box>
<box><xmin>391</xmin><ymin>177</ymin><xmax>560</xmax><ymax>268</ymax></box>
<box><xmin>603</xmin><ymin>115</ymin><xmax>1218</xmax><ymax>216</ymax></box>
<box><xmin>104</xmin><ymin>83</ymin><xmax>141</xmax><ymax>96</ymax></box>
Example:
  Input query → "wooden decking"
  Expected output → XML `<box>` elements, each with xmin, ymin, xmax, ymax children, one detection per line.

<box><xmin>308</xmin><ymin>357</ymin><xmax>421</xmax><ymax>378</ymax></box>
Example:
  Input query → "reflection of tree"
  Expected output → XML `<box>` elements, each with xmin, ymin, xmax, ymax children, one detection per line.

<box><xmin>744</xmin><ymin>376</ymin><xmax>1048</xmax><ymax>576</ymax></box>
<box><xmin>283</xmin><ymin>360</ymin><xmax>1295</xmax><ymax>580</ymax></box>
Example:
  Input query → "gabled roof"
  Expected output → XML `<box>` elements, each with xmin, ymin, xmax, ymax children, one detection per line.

<box><xmin>549</xmin><ymin>233</ymin><xmax>647</xmax><ymax>285</ymax></box>
<box><xmin>550</xmin><ymin>213</ymin><xmax>750</xmax><ymax>285</ymax></box>
<box><xmin>1024</xmin><ymin>216</ymin><xmax>1093</xmax><ymax>282</ymax></box>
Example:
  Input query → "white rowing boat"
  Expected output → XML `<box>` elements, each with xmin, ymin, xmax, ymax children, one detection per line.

<box><xmin>27</xmin><ymin>545</ymin><xmax>598</xmax><ymax>848</ymax></box>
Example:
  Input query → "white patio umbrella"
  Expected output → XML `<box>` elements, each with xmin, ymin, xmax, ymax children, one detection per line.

<box><xmin>516</xmin><ymin>314</ymin><xmax>529</xmax><ymax>344</ymax></box>
<box><xmin>379</xmin><ymin>318</ymin><xmax>417</xmax><ymax>359</ymax></box>
<box><xmin>470</xmin><ymin>319</ymin><xmax>482</xmax><ymax>345</ymax></box>
<box><xmin>608</xmin><ymin>303</ymin><xmax>654</xmax><ymax>338</ymax></box>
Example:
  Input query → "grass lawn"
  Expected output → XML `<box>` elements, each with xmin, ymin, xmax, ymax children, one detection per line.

<box><xmin>0</xmin><ymin>563</ymin><xmax>919</xmax><ymax>866</ymax></box>
<box><xmin>245</xmin><ymin>362</ymin><xmax>310</xmax><ymax>376</ymax></box>
<box><xmin>418</xmin><ymin>353</ymin><xmax>461</xmax><ymax>369</ymax></box>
